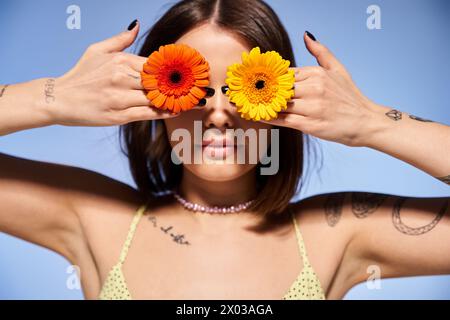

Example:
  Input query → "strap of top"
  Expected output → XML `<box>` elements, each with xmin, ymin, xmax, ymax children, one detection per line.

<box><xmin>118</xmin><ymin>203</ymin><xmax>147</xmax><ymax>264</ymax></box>
<box><xmin>289</xmin><ymin>208</ymin><xmax>311</xmax><ymax>268</ymax></box>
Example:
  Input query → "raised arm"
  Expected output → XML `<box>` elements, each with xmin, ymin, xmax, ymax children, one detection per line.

<box><xmin>261</xmin><ymin>31</ymin><xmax>450</xmax><ymax>185</ymax></box>
<box><xmin>0</xmin><ymin>21</ymin><xmax>175</xmax><ymax>136</ymax></box>
<box><xmin>360</xmin><ymin>105</ymin><xmax>450</xmax><ymax>184</ymax></box>
<box><xmin>0</xmin><ymin>20</ymin><xmax>175</xmax><ymax>263</ymax></box>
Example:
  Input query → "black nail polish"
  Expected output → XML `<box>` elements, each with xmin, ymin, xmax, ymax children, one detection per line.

<box><xmin>127</xmin><ymin>19</ymin><xmax>138</xmax><ymax>31</ymax></box>
<box><xmin>305</xmin><ymin>30</ymin><xmax>316</xmax><ymax>41</ymax></box>
<box><xmin>205</xmin><ymin>87</ymin><xmax>215</xmax><ymax>97</ymax></box>
<box><xmin>221</xmin><ymin>85</ymin><xmax>229</xmax><ymax>94</ymax></box>
<box><xmin>198</xmin><ymin>98</ymin><xmax>206</xmax><ymax>106</ymax></box>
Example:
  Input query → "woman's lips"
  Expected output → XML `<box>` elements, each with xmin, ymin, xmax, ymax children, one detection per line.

<box><xmin>201</xmin><ymin>138</ymin><xmax>235</xmax><ymax>147</ymax></box>
<box><xmin>194</xmin><ymin>139</ymin><xmax>242</xmax><ymax>159</ymax></box>
<box><xmin>202</xmin><ymin>144</ymin><xmax>236</xmax><ymax>158</ymax></box>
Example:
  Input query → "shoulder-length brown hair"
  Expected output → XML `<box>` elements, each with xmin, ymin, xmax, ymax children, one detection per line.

<box><xmin>120</xmin><ymin>0</ymin><xmax>320</xmax><ymax>216</ymax></box>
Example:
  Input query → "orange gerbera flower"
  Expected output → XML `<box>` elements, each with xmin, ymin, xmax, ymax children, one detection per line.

<box><xmin>141</xmin><ymin>43</ymin><xmax>210</xmax><ymax>114</ymax></box>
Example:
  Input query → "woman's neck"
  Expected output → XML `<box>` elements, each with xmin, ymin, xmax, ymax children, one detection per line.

<box><xmin>178</xmin><ymin>169</ymin><xmax>258</xmax><ymax>207</ymax></box>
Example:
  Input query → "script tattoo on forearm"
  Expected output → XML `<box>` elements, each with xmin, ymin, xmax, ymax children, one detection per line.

<box><xmin>385</xmin><ymin>109</ymin><xmax>402</xmax><ymax>121</ymax></box>
<box><xmin>392</xmin><ymin>197</ymin><xmax>448</xmax><ymax>236</ymax></box>
<box><xmin>324</xmin><ymin>193</ymin><xmax>346</xmax><ymax>227</ymax></box>
<box><xmin>351</xmin><ymin>192</ymin><xmax>388</xmax><ymax>218</ymax></box>
<box><xmin>147</xmin><ymin>214</ymin><xmax>191</xmax><ymax>245</ymax></box>
<box><xmin>44</xmin><ymin>78</ymin><xmax>56</xmax><ymax>103</ymax></box>
<box><xmin>0</xmin><ymin>84</ymin><xmax>9</xmax><ymax>98</ymax></box>
<box><xmin>436</xmin><ymin>175</ymin><xmax>450</xmax><ymax>185</ymax></box>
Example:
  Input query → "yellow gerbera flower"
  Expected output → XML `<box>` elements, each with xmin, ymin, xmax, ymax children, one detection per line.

<box><xmin>225</xmin><ymin>47</ymin><xmax>295</xmax><ymax>121</ymax></box>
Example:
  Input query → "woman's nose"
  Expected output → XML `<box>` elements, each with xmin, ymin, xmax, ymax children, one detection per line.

<box><xmin>201</xmin><ymin>87</ymin><xmax>235</xmax><ymax>129</ymax></box>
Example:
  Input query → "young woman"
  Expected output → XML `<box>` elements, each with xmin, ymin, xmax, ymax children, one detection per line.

<box><xmin>0</xmin><ymin>0</ymin><xmax>449</xmax><ymax>300</ymax></box>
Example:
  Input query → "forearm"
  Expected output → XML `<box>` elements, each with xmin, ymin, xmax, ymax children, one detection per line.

<box><xmin>362</xmin><ymin>103</ymin><xmax>450</xmax><ymax>184</ymax></box>
<box><xmin>0</xmin><ymin>79</ymin><xmax>55</xmax><ymax>136</ymax></box>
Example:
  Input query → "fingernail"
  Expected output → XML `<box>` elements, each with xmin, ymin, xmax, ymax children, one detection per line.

<box><xmin>221</xmin><ymin>85</ymin><xmax>229</xmax><ymax>94</ymax></box>
<box><xmin>305</xmin><ymin>30</ymin><xmax>316</xmax><ymax>41</ymax></box>
<box><xmin>198</xmin><ymin>98</ymin><xmax>206</xmax><ymax>106</ymax></box>
<box><xmin>127</xmin><ymin>19</ymin><xmax>138</xmax><ymax>31</ymax></box>
<box><xmin>205</xmin><ymin>87</ymin><xmax>215</xmax><ymax>97</ymax></box>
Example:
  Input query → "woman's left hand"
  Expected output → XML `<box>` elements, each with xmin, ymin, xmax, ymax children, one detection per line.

<box><xmin>262</xmin><ymin>32</ymin><xmax>380</xmax><ymax>147</ymax></box>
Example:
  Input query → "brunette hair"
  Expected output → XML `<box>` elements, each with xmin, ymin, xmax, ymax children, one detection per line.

<box><xmin>120</xmin><ymin>0</ymin><xmax>320</xmax><ymax>216</ymax></box>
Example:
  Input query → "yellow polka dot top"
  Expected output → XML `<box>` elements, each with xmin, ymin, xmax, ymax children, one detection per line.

<box><xmin>98</xmin><ymin>203</ymin><xmax>326</xmax><ymax>300</ymax></box>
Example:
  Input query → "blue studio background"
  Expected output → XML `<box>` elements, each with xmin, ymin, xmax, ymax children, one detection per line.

<box><xmin>0</xmin><ymin>0</ymin><xmax>449</xmax><ymax>299</ymax></box>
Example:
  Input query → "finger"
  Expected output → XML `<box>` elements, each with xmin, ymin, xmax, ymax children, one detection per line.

<box><xmin>303</xmin><ymin>31</ymin><xmax>344</xmax><ymax>71</ymax></box>
<box><xmin>260</xmin><ymin>112</ymin><xmax>308</xmax><ymax>130</ymax></box>
<box><xmin>292</xmin><ymin>82</ymin><xmax>324</xmax><ymax>99</ymax></box>
<box><xmin>121</xmin><ymin>69</ymin><xmax>143</xmax><ymax>90</ymax></box>
<box><xmin>280</xmin><ymin>99</ymin><xmax>316</xmax><ymax>116</ymax></box>
<box><xmin>119</xmin><ymin>52</ymin><xmax>148</xmax><ymax>72</ymax></box>
<box><xmin>290</xmin><ymin>66</ymin><xmax>325</xmax><ymax>82</ymax></box>
<box><xmin>120</xmin><ymin>105</ymin><xmax>180</xmax><ymax>122</ymax></box>
<box><xmin>122</xmin><ymin>90</ymin><xmax>152</xmax><ymax>107</ymax></box>
<box><xmin>90</xmin><ymin>20</ymin><xmax>139</xmax><ymax>53</ymax></box>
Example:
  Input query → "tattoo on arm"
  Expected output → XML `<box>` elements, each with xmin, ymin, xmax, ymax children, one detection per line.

<box><xmin>351</xmin><ymin>192</ymin><xmax>387</xmax><ymax>218</ymax></box>
<box><xmin>325</xmin><ymin>191</ymin><xmax>448</xmax><ymax>236</ymax></box>
<box><xmin>408</xmin><ymin>114</ymin><xmax>434</xmax><ymax>123</ymax></box>
<box><xmin>392</xmin><ymin>197</ymin><xmax>448</xmax><ymax>236</ymax></box>
<box><xmin>147</xmin><ymin>214</ymin><xmax>191</xmax><ymax>245</ymax></box>
<box><xmin>44</xmin><ymin>78</ymin><xmax>56</xmax><ymax>103</ymax></box>
<box><xmin>0</xmin><ymin>84</ymin><xmax>9</xmax><ymax>98</ymax></box>
<box><xmin>324</xmin><ymin>193</ymin><xmax>346</xmax><ymax>227</ymax></box>
<box><xmin>385</xmin><ymin>109</ymin><xmax>402</xmax><ymax>121</ymax></box>
<box><xmin>436</xmin><ymin>175</ymin><xmax>450</xmax><ymax>185</ymax></box>
<box><xmin>385</xmin><ymin>108</ymin><xmax>439</xmax><ymax>124</ymax></box>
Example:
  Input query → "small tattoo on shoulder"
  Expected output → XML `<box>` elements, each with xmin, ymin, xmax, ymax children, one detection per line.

<box><xmin>351</xmin><ymin>192</ymin><xmax>387</xmax><ymax>218</ymax></box>
<box><xmin>0</xmin><ymin>84</ymin><xmax>9</xmax><ymax>98</ymax></box>
<box><xmin>44</xmin><ymin>78</ymin><xmax>56</xmax><ymax>104</ymax></box>
<box><xmin>147</xmin><ymin>214</ymin><xmax>191</xmax><ymax>245</ymax></box>
<box><xmin>385</xmin><ymin>109</ymin><xmax>402</xmax><ymax>121</ymax></box>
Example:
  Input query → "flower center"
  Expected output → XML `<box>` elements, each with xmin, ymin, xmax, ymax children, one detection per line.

<box><xmin>243</xmin><ymin>73</ymin><xmax>276</xmax><ymax>104</ymax></box>
<box><xmin>158</xmin><ymin>63</ymin><xmax>195</xmax><ymax>96</ymax></box>
<box><xmin>255</xmin><ymin>80</ymin><xmax>265</xmax><ymax>89</ymax></box>
<box><xmin>170</xmin><ymin>71</ymin><xmax>182</xmax><ymax>84</ymax></box>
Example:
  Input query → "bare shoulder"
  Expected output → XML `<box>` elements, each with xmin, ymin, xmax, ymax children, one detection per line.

<box><xmin>287</xmin><ymin>191</ymin><xmax>377</xmax><ymax>298</ymax></box>
<box><xmin>289</xmin><ymin>191</ymin><xmax>391</xmax><ymax>228</ymax></box>
<box><xmin>63</xmin><ymin>166</ymin><xmax>146</xmax><ymax>298</ymax></box>
<box><xmin>287</xmin><ymin>190</ymin><xmax>448</xmax><ymax>296</ymax></box>
<box><xmin>69</xmin><ymin>166</ymin><xmax>146</xmax><ymax>256</ymax></box>
<box><xmin>288</xmin><ymin>192</ymin><xmax>349</xmax><ymax>226</ymax></box>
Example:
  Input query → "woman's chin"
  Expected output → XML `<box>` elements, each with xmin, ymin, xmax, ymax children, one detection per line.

<box><xmin>184</xmin><ymin>163</ymin><xmax>255</xmax><ymax>182</ymax></box>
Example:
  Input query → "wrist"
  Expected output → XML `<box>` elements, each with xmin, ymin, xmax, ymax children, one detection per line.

<box><xmin>352</xmin><ymin>101</ymin><xmax>393</xmax><ymax>148</ymax></box>
<box><xmin>33</xmin><ymin>77</ymin><xmax>60</xmax><ymax>126</ymax></box>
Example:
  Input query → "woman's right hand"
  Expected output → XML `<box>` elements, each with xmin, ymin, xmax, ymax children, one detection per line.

<box><xmin>47</xmin><ymin>21</ymin><xmax>179</xmax><ymax>126</ymax></box>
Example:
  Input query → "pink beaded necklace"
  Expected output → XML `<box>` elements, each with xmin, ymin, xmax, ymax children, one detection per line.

<box><xmin>172</xmin><ymin>191</ymin><xmax>254</xmax><ymax>214</ymax></box>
